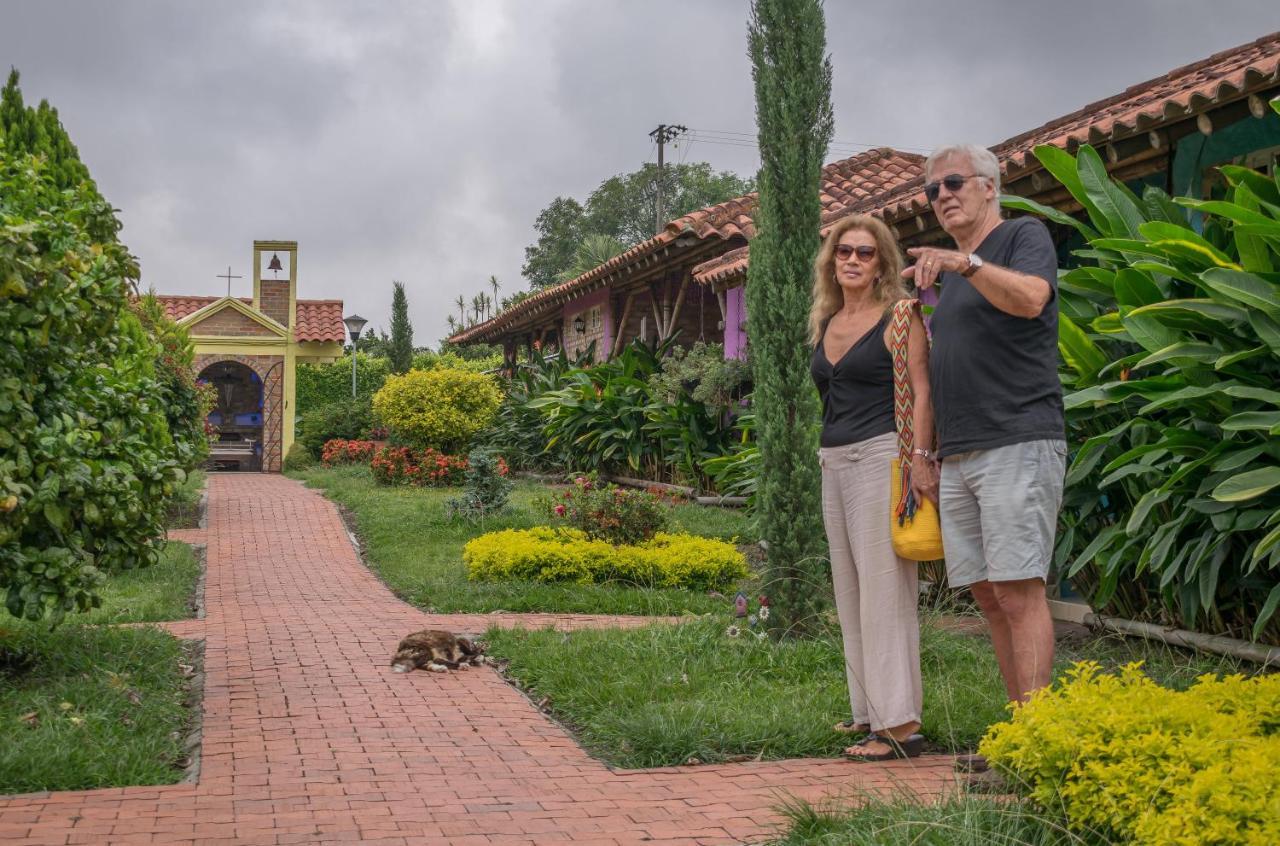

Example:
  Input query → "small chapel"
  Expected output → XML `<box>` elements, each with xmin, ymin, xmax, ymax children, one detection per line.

<box><xmin>155</xmin><ymin>241</ymin><xmax>345</xmax><ymax>472</ymax></box>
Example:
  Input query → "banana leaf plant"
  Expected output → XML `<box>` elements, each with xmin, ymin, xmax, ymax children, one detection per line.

<box><xmin>1004</xmin><ymin>110</ymin><xmax>1280</xmax><ymax>642</ymax></box>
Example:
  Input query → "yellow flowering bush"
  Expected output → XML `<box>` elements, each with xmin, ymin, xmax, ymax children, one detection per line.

<box><xmin>979</xmin><ymin>662</ymin><xmax>1280</xmax><ymax>845</ymax></box>
<box><xmin>372</xmin><ymin>368</ymin><xmax>501</xmax><ymax>452</ymax></box>
<box><xmin>464</xmin><ymin>527</ymin><xmax>748</xmax><ymax>590</ymax></box>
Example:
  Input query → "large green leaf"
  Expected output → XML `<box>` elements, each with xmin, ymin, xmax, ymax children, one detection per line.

<box><xmin>1212</xmin><ymin>467</ymin><xmax>1280</xmax><ymax>502</ymax></box>
<box><xmin>1077</xmin><ymin>144</ymin><xmax>1145</xmax><ymax>237</ymax></box>
<box><xmin>1113</xmin><ymin>268</ymin><xmax>1163</xmax><ymax>307</ymax></box>
<box><xmin>1126</xmin><ymin>489</ymin><xmax>1172</xmax><ymax>534</ymax></box>
<box><xmin>1219</xmin><ymin>164</ymin><xmax>1280</xmax><ymax>206</ymax></box>
<box><xmin>1253</xmin><ymin>583</ymin><xmax>1280</xmax><ymax>641</ymax></box>
<box><xmin>1222</xmin><ymin>385</ymin><xmax>1280</xmax><ymax>406</ymax></box>
<box><xmin>1132</xmin><ymin>342</ymin><xmax>1222</xmax><ymax>370</ymax></box>
<box><xmin>1034</xmin><ymin>144</ymin><xmax>1104</xmax><ymax>225</ymax></box>
<box><xmin>1222</xmin><ymin>411</ymin><xmax>1280</xmax><ymax>431</ymax></box>
<box><xmin>1248</xmin><ymin>310</ymin><xmax>1280</xmax><ymax>355</ymax></box>
<box><xmin>1137</xmin><ymin>383</ymin><xmax>1232</xmax><ymax>414</ymax></box>
<box><xmin>1199</xmin><ymin>268</ymin><xmax>1280</xmax><ymax>317</ymax></box>
<box><xmin>1057</xmin><ymin>313</ymin><xmax>1107</xmax><ymax>384</ymax></box>
<box><xmin>1001</xmin><ymin>194</ymin><xmax>1097</xmax><ymax>239</ymax></box>
<box><xmin>1139</xmin><ymin>220</ymin><xmax>1240</xmax><ymax>269</ymax></box>
<box><xmin>1119</xmin><ymin>313</ymin><xmax>1181</xmax><ymax>353</ymax></box>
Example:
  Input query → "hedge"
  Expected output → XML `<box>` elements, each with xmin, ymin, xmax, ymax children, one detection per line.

<box><xmin>464</xmin><ymin>527</ymin><xmax>748</xmax><ymax>591</ymax></box>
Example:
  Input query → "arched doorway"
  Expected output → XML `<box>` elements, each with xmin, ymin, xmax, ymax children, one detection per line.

<box><xmin>200</xmin><ymin>360</ymin><xmax>264</xmax><ymax>471</ymax></box>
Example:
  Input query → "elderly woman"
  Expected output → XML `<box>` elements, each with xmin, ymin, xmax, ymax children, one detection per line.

<box><xmin>809</xmin><ymin>214</ymin><xmax>937</xmax><ymax>761</ymax></box>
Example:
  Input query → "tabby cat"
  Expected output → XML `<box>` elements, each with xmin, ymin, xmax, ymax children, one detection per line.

<box><xmin>390</xmin><ymin>629</ymin><xmax>488</xmax><ymax>673</ymax></box>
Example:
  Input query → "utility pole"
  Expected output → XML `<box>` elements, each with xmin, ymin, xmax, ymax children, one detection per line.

<box><xmin>649</xmin><ymin>124</ymin><xmax>686</xmax><ymax>235</ymax></box>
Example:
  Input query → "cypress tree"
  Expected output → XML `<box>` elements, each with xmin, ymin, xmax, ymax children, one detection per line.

<box><xmin>745</xmin><ymin>0</ymin><xmax>833</xmax><ymax>637</ymax></box>
<box><xmin>388</xmin><ymin>280</ymin><xmax>414</xmax><ymax>374</ymax></box>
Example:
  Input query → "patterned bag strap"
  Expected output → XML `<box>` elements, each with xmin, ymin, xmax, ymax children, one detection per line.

<box><xmin>890</xmin><ymin>299</ymin><xmax>919</xmax><ymax>521</ymax></box>
<box><xmin>890</xmin><ymin>298</ymin><xmax>918</xmax><ymax>464</ymax></box>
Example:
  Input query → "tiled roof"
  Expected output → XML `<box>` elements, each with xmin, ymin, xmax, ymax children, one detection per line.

<box><xmin>294</xmin><ymin>300</ymin><xmax>346</xmax><ymax>342</ymax></box>
<box><xmin>874</xmin><ymin>31</ymin><xmax>1280</xmax><ymax>226</ymax></box>
<box><xmin>449</xmin><ymin>147</ymin><xmax>923</xmax><ymax>344</ymax></box>
<box><xmin>153</xmin><ymin>295</ymin><xmax>346</xmax><ymax>343</ymax></box>
<box><xmin>698</xmin><ymin>32</ymin><xmax>1280</xmax><ymax>286</ymax></box>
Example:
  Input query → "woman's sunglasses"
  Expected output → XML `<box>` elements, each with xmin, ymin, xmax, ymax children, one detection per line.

<box><xmin>924</xmin><ymin>173</ymin><xmax>982</xmax><ymax>202</ymax></box>
<box><xmin>834</xmin><ymin>244</ymin><xmax>877</xmax><ymax>262</ymax></box>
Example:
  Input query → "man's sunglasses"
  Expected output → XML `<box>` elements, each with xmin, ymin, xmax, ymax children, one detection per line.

<box><xmin>924</xmin><ymin>173</ymin><xmax>983</xmax><ymax>203</ymax></box>
<box><xmin>834</xmin><ymin>244</ymin><xmax>877</xmax><ymax>262</ymax></box>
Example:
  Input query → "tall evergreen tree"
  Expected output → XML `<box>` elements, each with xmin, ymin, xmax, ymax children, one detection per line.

<box><xmin>746</xmin><ymin>0</ymin><xmax>833</xmax><ymax>637</ymax></box>
<box><xmin>388</xmin><ymin>281</ymin><xmax>413</xmax><ymax>374</ymax></box>
<box><xmin>1</xmin><ymin>68</ymin><xmax>95</xmax><ymax>193</ymax></box>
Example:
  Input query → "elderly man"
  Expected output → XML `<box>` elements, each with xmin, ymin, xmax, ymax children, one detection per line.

<box><xmin>904</xmin><ymin>143</ymin><xmax>1065</xmax><ymax>714</ymax></box>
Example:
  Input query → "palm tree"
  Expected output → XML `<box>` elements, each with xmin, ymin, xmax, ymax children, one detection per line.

<box><xmin>455</xmin><ymin>295</ymin><xmax>466</xmax><ymax>324</ymax></box>
<box><xmin>556</xmin><ymin>234</ymin><xmax>627</xmax><ymax>283</ymax></box>
<box><xmin>471</xmin><ymin>294</ymin><xmax>483</xmax><ymax>324</ymax></box>
<box><xmin>446</xmin><ymin>315</ymin><xmax>458</xmax><ymax>334</ymax></box>
<box><xmin>489</xmin><ymin>275</ymin><xmax>501</xmax><ymax>312</ymax></box>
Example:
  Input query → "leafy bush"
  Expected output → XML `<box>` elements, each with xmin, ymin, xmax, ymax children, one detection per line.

<box><xmin>296</xmin><ymin>399</ymin><xmax>374</xmax><ymax>458</ymax></box>
<box><xmin>373</xmin><ymin>368</ymin><xmax>501</xmax><ymax>453</ymax></box>
<box><xmin>411</xmin><ymin>349</ymin><xmax>503</xmax><ymax>373</ymax></box>
<box><xmin>131</xmin><ymin>292</ymin><xmax>212</xmax><ymax>472</ymax></box>
<box><xmin>475</xmin><ymin>344</ymin><xmax>593</xmax><ymax>472</ymax></box>
<box><xmin>539</xmin><ymin>476</ymin><xmax>670</xmax><ymax>545</ymax></box>
<box><xmin>464</xmin><ymin>527</ymin><xmax>748</xmax><ymax>590</ymax></box>
<box><xmin>282</xmin><ymin>442</ymin><xmax>316</xmax><ymax>473</ymax></box>
<box><xmin>446</xmin><ymin>450</ymin><xmax>513</xmax><ymax>520</ymax></box>
<box><xmin>370</xmin><ymin>446</ymin><xmax>469</xmax><ymax>487</ymax></box>
<box><xmin>702</xmin><ymin>409</ymin><xmax>760</xmax><ymax>506</ymax></box>
<box><xmin>1005</xmin><ymin>133</ymin><xmax>1280</xmax><ymax>642</ymax></box>
<box><xmin>321</xmin><ymin>439</ymin><xmax>377</xmax><ymax>466</ymax></box>
<box><xmin>296</xmin><ymin>354</ymin><xmax>389</xmax><ymax>416</ymax></box>
<box><xmin>980</xmin><ymin>662</ymin><xmax>1280</xmax><ymax>846</ymax></box>
<box><xmin>647</xmin><ymin>341</ymin><xmax>751</xmax><ymax>408</ymax></box>
<box><xmin>1</xmin><ymin>144</ymin><xmax>182</xmax><ymax>622</ymax></box>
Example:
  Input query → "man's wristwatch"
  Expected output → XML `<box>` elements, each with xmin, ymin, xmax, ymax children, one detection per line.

<box><xmin>912</xmin><ymin>448</ymin><xmax>934</xmax><ymax>460</ymax></box>
<box><xmin>962</xmin><ymin>253</ymin><xmax>983</xmax><ymax>278</ymax></box>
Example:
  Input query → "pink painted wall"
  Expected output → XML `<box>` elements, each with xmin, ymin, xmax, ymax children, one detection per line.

<box><xmin>561</xmin><ymin>288</ymin><xmax>612</xmax><ymax>360</ymax></box>
<box><xmin>723</xmin><ymin>286</ymin><xmax>748</xmax><ymax>360</ymax></box>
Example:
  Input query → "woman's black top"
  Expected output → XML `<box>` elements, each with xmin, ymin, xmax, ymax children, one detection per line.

<box><xmin>810</xmin><ymin>311</ymin><xmax>895</xmax><ymax>447</ymax></box>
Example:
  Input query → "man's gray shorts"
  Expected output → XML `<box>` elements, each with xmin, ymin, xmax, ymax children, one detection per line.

<box><xmin>939</xmin><ymin>439</ymin><xmax>1067</xmax><ymax>588</ymax></box>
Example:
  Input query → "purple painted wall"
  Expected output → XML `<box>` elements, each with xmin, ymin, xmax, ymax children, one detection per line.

<box><xmin>723</xmin><ymin>286</ymin><xmax>748</xmax><ymax>360</ymax></box>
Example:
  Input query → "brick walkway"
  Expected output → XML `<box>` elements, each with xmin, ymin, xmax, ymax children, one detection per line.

<box><xmin>0</xmin><ymin>474</ymin><xmax>956</xmax><ymax>845</ymax></box>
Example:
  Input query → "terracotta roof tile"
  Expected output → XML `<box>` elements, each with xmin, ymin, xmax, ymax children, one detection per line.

<box><xmin>875</xmin><ymin>31</ymin><xmax>1280</xmax><ymax>225</ymax></box>
<box><xmin>450</xmin><ymin>147</ymin><xmax>924</xmax><ymax>344</ymax></box>
<box><xmin>153</xmin><ymin>295</ymin><xmax>345</xmax><ymax>343</ymax></box>
<box><xmin>294</xmin><ymin>300</ymin><xmax>346</xmax><ymax>343</ymax></box>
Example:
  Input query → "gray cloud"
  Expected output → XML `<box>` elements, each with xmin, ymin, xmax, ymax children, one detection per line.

<box><xmin>2</xmin><ymin>0</ymin><xmax>1276</xmax><ymax>343</ymax></box>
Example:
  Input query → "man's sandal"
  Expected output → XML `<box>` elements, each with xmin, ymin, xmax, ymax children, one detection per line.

<box><xmin>833</xmin><ymin>719</ymin><xmax>871</xmax><ymax>735</ymax></box>
<box><xmin>843</xmin><ymin>733</ymin><xmax>925</xmax><ymax>762</ymax></box>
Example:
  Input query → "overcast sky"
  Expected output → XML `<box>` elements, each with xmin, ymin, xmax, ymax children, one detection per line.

<box><xmin>3</xmin><ymin>1</ymin><xmax>1278</xmax><ymax>344</ymax></box>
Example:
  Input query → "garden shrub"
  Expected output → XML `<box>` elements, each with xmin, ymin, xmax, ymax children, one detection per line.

<box><xmin>131</xmin><ymin>291</ymin><xmax>213</xmax><ymax>473</ymax></box>
<box><xmin>370</xmin><ymin>446</ymin><xmax>469</xmax><ymax>487</ymax></box>
<box><xmin>296</xmin><ymin>399</ymin><xmax>374</xmax><ymax>458</ymax></box>
<box><xmin>295</xmin><ymin>353</ymin><xmax>389</xmax><ymax>416</ymax></box>
<box><xmin>446</xmin><ymin>450</ymin><xmax>513</xmax><ymax>520</ymax></box>
<box><xmin>282</xmin><ymin>442</ymin><xmax>316</xmax><ymax>473</ymax></box>
<box><xmin>980</xmin><ymin>662</ymin><xmax>1280</xmax><ymax>846</ymax></box>
<box><xmin>539</xmin><ymin>476</ymin><xmax>670</xmax><ymax>545</ymax></box>
<box><xmin>373</xmin><ymin>367</ymin><xmax>501</xmax><ymax>453</ymax></box>
<box><xmin>321</xmin><ymin>439</ymin><xmax>377</xmax><ymax>466</ymax></box>
<box><xmin>464</xmin><ymin>527</ymin><xmax>748</xmax><ymax>590</ymax></box>
<box><xmin>1</xmin><ymin>129</ymin><xmax>182</xmax><ymax>622</ymax></box>
<box><xmin>411</xmin><ymin>349</ymin><xmax>502</xmax><ymax>373</ymax></box>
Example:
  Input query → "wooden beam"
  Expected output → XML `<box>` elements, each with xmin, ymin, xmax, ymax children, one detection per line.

<box><xmin>664</xmin><ymin>273</ymin><xmax>691</xmax><ymax>341</ymax></box>
<box><xmin>649</xmin><ymin>284</ymin><xmax>663</xmax><ymax>331</ymax></box>
<box><xmin>660</xmin><ymin>279</ymin><xmax>673</xmax><ymax>337</ymax></box>
<box><xmin>716</xmin><ymin>290</ymin><xmax>727</xmax><ymax>322</ymax></box>
<box><xmin>611</xmin><ymin>292</ymin><xmax>636</xmax><ymax>358</ymax></box>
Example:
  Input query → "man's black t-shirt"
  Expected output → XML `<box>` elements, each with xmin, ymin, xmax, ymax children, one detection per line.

<box><xmin>929</xmin><ymin>216</ymin><xmax>1064</xmax><ymax>459</ymax></box>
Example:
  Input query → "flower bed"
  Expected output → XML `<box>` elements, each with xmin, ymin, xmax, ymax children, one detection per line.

<box><xmin>370</xmin><ymin>445</ymin><xmax>508</xmax><ymax>487</ymax></box>
<box><xmin>321</xmin><ymin>438</ymin><xmax>377</xmax><ymax>466</ymax></box>
<box><xmin>980</xmin><ymin>662</ymin><xmax>1280</xmax><ymax>846</ymax></box>
<box><xmin>464</xmin><ymin>526</ymin><xmax>748</xmax><ymax>591</ymax></box>
<box><xmin>540</xmin><ymin>476</ymin><xmax>672</xmax><ymax>545</ymax></box>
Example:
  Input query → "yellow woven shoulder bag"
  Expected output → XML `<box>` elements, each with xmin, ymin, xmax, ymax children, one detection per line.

<box><xmin>889</xmin><ymin>299</ymin><xmax>944</xmax><ymax>561</ymax></box>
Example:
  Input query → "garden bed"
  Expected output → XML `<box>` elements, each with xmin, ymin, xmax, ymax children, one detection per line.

<box><xmin>290</xmin><ymin>464</ymin><xmax>756</xmax><ymax>615</ymax></box>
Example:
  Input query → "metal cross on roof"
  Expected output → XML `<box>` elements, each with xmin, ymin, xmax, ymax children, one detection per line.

<box><xmin>216</xmin><ymin>266</ymin><xmax>243</xmax><ymax>297</ymax></box>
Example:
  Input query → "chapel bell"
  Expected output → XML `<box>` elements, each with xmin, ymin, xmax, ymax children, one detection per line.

<box><xmin>267</xmin><ymin>253</ymin><xmax>283</xmax><ymax>277</ymax></box>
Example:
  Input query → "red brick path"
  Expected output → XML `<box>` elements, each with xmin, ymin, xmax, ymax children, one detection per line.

<box><xmin>0</xmin><ymin>474</ymin><xmax>956</xmax><ymax>845</ymax></box>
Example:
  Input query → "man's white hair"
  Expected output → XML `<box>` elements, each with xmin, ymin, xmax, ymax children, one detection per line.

<box><xmin>925</xmin><ymin>144</ymin><xmax>1001</xmax><ymax>194</ymax></box>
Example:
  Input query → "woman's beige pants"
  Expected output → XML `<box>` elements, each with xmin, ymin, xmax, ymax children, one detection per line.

<box><xmin>819</xmin><ymin>432</ymin><xmax>922</xmax><ymax>732</ymax></box>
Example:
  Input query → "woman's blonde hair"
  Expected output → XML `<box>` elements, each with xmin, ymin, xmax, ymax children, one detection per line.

<box><xmin>808</xmin><ymin>214</ymin><xmax>907</xmax><ymax>346</ymax></box>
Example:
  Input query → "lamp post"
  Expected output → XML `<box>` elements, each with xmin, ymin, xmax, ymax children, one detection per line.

<box><xmin>343</xmin><ymin>314</ymin><xmax>368</xmax><ymax>400</ymax></box>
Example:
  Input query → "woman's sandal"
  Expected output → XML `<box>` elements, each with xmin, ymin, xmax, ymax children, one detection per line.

<box><xmin>843</xmin><ymin>732</ymin><xmax>925</xmax><ymax>762</ymax></box>
<box><xmin>833</xmin><ymin>719</ymin><xmax>871</xmax><ymax>735</ymax></box>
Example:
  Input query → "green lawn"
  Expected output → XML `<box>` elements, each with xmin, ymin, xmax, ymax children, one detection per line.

<box><xmin>0</xmin><ymin>541</ymin><xmax>201</xmax><ymax>794</ymax></box>
<box><xmin>486</xmin><ymin>615</ymin><xmax>1240</xmax><ymax>769</ymax></box>
<box><xmin>75</xmin><ymin>541</ymin><xmax>201</xmax><ymax>625</ymax></box>
<box><xmin>164</xmin><ymin>469</ymin><xmax>205</xmax><ymax>529</ymax></box>
<box><xmin>767</xmin><ymin>794</ymin><xmax>1100</xmax><ymax>846</ymax></box>
<box><xmin>289</xmin><ymin>464</ymin><xmax>758</xmax><ymax>615</ymax></box>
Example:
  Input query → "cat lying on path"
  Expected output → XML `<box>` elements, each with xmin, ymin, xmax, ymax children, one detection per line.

<box><xmin>390</xmin><ymin>629</ymin><xmax>490</xmax><ymax>673</ymax></box>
